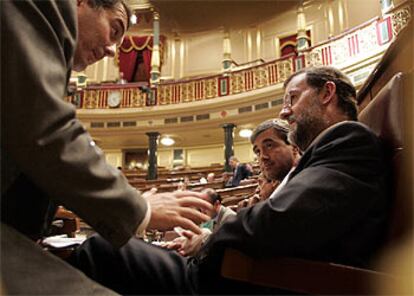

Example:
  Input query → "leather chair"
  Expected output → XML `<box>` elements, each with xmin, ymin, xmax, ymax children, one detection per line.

<box><xmin>220</xmin><ymin>71</ymin><xmax>412</xmax><ymax>294</ymax></box>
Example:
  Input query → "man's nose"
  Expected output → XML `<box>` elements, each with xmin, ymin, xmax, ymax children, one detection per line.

<box><xmin>260</xmin><ymin>152</ymin><xmax>269</xmax><ymax>161</ymax></box>
<box><xmin>104</xmin><ymin>44</ymin><xmax>117</xmax><ymax>57</ymax></box>
<box><xmin>279</xmin><ymin>106</ymin><xmax>292</xmax><ymax>120</ymax></box>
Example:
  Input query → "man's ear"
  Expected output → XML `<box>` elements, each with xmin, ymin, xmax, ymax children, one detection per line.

<box><xmin>214</xmin><ymin>201</ymin><xmax>221</xmax><ymax>209</ymax></box>
<box><xmin>320</xmin><ymin>81</ymin><xmax>336</xmax><ymax>105</ymax></box>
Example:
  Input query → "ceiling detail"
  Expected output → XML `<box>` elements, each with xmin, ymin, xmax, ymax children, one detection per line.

<box><xmin>129</xmin><ymin>0</ymin><xmax>301</xmax><ymax>34</ymax></box>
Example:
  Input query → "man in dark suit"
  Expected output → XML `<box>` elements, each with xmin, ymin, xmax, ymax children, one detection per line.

<box><xmin>228</xmin><ymin>156</ymin><xmax>252</xmax><ymax>187</ymax></box>
<box><xmin>69</xmin><ymin>66</ymin><xmax>388</xmax><ymax>295</ymax></box>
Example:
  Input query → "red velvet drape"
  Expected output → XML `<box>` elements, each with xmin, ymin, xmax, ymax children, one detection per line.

<box><xmin>118</xmin><ymin>36</ymin><xmax>164</xmax><ymax>83</ymax></box>
<box><xmin>142</xmin><ymin>49</ymin><xmax>152</xmax><ymax>80</ymax></box>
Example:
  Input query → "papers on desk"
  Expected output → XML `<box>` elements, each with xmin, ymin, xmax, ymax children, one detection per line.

<box><xmin>42</xmin><ymin>234</ymin><xmax>87</xmax><ymax>249</ymax></box>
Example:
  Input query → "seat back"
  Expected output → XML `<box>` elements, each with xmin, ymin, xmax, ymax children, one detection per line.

<box><xmin>358</xmin><ymin>72</ymin><xmax>412</xmax><ymax>247</ymax></box>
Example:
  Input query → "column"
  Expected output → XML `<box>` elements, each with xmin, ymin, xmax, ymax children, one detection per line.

<box><xmin>380</xmin><ymin>0</ymin><xmax>394</xmax><ymax>15</ymax></box>
<box><xmin>256</xmin><ymin>28</ymin><xmax>262</xmax><ymax>60</ymax></box>
<box><xmin>222</xmin><ymin>123</ymin><xmax>236</xmax><ymax>172</ymax></box>
<box><xmin>222</xmin><ymin>31</ymin><xmax>232</xmax><ymax>71</ymax></box>
<box><xmin>338</xmin><ymin>0</ymin><xmax>346</xmax><ymax>32</ymax></box>
<box><xmin>296</xmin><ymin>4</ymin><xmax>309</xmax><ymax>51</ymax></box>
<box><xmin>327</xmin><ymin>1</ymin><xmax>335</xmax><ymax>37</ymax></box>
<box><xmin>150</xmin><ymin>11</ymin><xmax>160</xmax><ymax>85</ymax></box>
<box><xmin>247</xmin><ymin>30</ymin><xmax>253</xmax><ymax>62</ymax></box>
<box><xmin>274</xmin><ymin>37</ymin><xmax>281</xmax><ymax>59</ymax></box>
<box><xmin>146</xmin><ymin>132</ymin><xmax>160</xmax><ymax>180</ymax></box>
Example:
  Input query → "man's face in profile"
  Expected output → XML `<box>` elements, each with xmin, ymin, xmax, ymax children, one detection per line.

<box><xmin>74</xmin><ymin>0</ymin><xmax>128</xmax><ymax>71</ymax></box>
<box><xmin>280</xmin><ymin>73</ymin><xmax>326</xmax><ymax>151</ymax></box>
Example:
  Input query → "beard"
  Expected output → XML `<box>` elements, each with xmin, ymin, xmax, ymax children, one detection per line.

<box><xmin>288</xmin><ymin>104</ymin><xmax>326</xmax><ymax>152</ymax></box>
<box><xmin>265</xmin><ymin>161</ymin><xmax>292</xmax><ymax>181</ymax></box>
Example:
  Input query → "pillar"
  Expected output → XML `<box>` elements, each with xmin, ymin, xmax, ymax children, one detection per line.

<box><xmin>222</xmin><ymin>123</ymin><xmax>236</xmax><ymax>172</ymax></box>
<box><xmin>296</xmin><ymin>4</ymin><xmax>309</xmax><ymax>51</ymax></box>
<box><xmin>146</xmin><ymin>132</ymin><xmax>160</xmax><ymax>180</ymax></box>
<box><xmin>222</xmin><ymin>31</ymin><xmax>232</xmax><ymax>71</ymax></box>
<box><xmin>380</xmin><ymin>0</ymin><xmax>394</xmax><ymax>15</ymax></box>
<box><xmin>150</xmin><ymin>11</ymin><xmax>160</xmax><ymax>85</ymax></box>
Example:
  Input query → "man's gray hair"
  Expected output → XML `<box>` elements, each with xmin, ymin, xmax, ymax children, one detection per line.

<box><xmin>250</xmin><ymin>118</ymin><xmax>290</xmax><ymax>144</ymax></box>
<box><xmin>229</xmin><ymin>156</ymin><xmax>239</xmax><ymax>162</ymax></box>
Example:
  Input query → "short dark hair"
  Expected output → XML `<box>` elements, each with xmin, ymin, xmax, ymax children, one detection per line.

<box><xmin>250</xmin><ymin>118</ymin><xmax>290</xmax><ymax>144</ymax></box>
<box><xmin>87</xmin><ymin>0</ymin><xmax>131</xmax><ymax>29</ymax></box>
<box><xmin>203</xmin><ymin>188</ymin><xmax>222</xmax><ymax>204</ymax></box>
<box><xmin>284</xmin><ymin>66</ymin><xmax>357</xmax><ymax>120</ymax></box>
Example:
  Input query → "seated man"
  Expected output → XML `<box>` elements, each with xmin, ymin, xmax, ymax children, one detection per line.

<box><xmin>237</xmin><ymin>173</ymin><xmax>279</xmax><ymax>209</ymax></box>
<box><xmin>199</xmin><ymin>189</ymin><xmax>236</xmax><ymax>233</ymax></box>
<box><xmin>206</xmin><ymin>172</ymin><xmax>215</xmax><ymax>183</ymax></box>
<box><xmin>238</xmin><ymin>118</ymin><xmax>300</xmax><ymax>209</ymax></box>
<box><xmin>69</xmin><ymin>66</ymin><xmax>388</xmax><ymax>295</ymax></box>
<box><xmin>167</xmin><ymin>119</ymin><xmax>299</xmax><ymax>255</ymax></box>
<box><xmin>165</xmin><ymin>188</ymin><xmax>236</xmax><ymax>256</ymax></box>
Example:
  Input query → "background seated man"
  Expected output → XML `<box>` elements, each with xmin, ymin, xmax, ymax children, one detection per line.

<box><xmin>163</xmin><ymin>188</ymin><xmax>236</xmax><ymax>256</ymax></box>
<box><xmin>237</xmin><ymin>174</ymin><xmax>279</xmax><ymax>209</ymax></box>
<box><xmin>206</xmin><ymin>172</ymin><xmax>215</xmax><ymax>183</ymax></box>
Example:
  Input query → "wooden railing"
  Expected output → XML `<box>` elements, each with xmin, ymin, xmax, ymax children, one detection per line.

<box><xmin>65</xmin><ymin>2</ymin><xmax>411</xmax><ymax>110</ymax></box>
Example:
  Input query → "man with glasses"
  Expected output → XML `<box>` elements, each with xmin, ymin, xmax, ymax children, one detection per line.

<box><xmin>69</xmin><ymin>66</ymin><xmax>388</xmax><ymax>295</ymax></box>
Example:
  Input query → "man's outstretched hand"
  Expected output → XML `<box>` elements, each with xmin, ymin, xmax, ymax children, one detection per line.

<box><xmin>162</xmin><ymin>228</ymin><xmax>212</xmax><ymax>256</ymax></box>
<box><xmin>144</xmin><ymin>190</ymin><xmax>213</xmax><ymax>235</ymax></box>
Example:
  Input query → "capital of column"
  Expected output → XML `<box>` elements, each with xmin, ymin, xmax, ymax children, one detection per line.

<box><xmin>222</xmin><ymin>123</ymin><xmax>236</xmax><ymax>131</ymax></box>
<box><xmin>146</xmin><ymin>132</ymin><xmax>160</xmax><ymax>139</ymax></box>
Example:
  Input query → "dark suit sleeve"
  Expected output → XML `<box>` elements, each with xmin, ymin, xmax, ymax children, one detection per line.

<box><xmin>200</xmin><ymin>123</ymin><xmax>387</xmax><ymax>263</ymax></box>
<box><xmin>1</xmin><ymin>0</ymin><xmax>147</xmax><ymax>247</ymax></box>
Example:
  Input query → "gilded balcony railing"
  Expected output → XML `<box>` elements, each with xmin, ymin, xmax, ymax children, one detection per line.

<box><xmin>66</xmin><ymin>2</ymin><xmax>411</xmax><ymax>110</ymax></box>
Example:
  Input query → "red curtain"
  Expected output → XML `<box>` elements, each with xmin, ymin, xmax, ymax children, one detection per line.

<box><xmin>118</xmin><ymin>36</ymin><xmax>164</xmax><ymax>82</ymax></box>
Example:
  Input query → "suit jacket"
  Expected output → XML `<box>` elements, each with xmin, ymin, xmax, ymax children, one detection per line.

<box><xmin>202</xmin><ymin>206</ymin><xmax>236</xmax><ymax>233</ymax></box>
<box><xmin>231</xmin><ymin>163</ymin><xmax>251</xmax><ymax>187</ymax></box>
<box><xmin>194</xmin><ymin>121</ymin><xmax>388</xmax><ymax>292</ymax></box>
<box><xmin>213</xmin><ymin>206</ymin><xmax>236</xmax><ymax>233</ymax></box>
<box><xmin>1</xmin><ymin>0</ymin><xmax>147</xmax><ymax>247</ymax></box>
